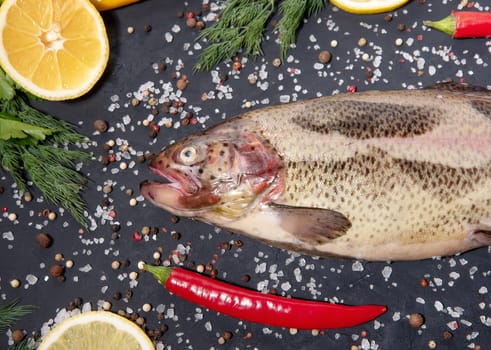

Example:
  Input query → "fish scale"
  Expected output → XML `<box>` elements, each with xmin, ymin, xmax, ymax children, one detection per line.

<box><xmin>141</xmin><ymin>83</ymin><xmax>491</xmax><ymax>261</ymax></box>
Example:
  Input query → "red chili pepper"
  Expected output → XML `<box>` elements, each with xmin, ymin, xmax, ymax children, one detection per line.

<box><xmin>144</xmin><ymin>265</ymin><xmax>387</xmax><ymax>330</ymax></box>
<box><xmin>424</xmin><ymin>11</ymin><xmax>491</xmax><ymax>38</ymax></box>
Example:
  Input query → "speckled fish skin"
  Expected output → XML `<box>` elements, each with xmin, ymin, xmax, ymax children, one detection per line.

<box><xmin>140</xmin><ymin>83</ymin><xmax>491</xmax><ymax>261</ymax></box>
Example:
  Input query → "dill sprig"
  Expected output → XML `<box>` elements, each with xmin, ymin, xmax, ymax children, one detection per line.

<box><xmin>195</xmin><ymin>0</ymin><xmax>275</xmax><ymax>71</ymax></box>
<box><xmin>194</xmin><ymin>0</ymin><xmax>326</xmax><ymax>71</ymax></box>
<box><xmin>22</xmin><ymin>146</ymin><xmax>90</xmax><ymax>225</ymax></box>
<box><xmin>0</xmin><ymin>70</ymin><xmax>91</xmax><ymax>227</ymax></box>
<box><xmin>0</xmin><ymin>300</ymin><xmax>34</xmax><ymax>332</ymax></box>
<box><xmin>0</xmin><ymin>300</ymin><xmax>36</xmax><ymax>350</ymax></box>
<box><xmin>7</xmin><ymin>339</ymin><xmax>34</xmax><ymax>350</ymax></box>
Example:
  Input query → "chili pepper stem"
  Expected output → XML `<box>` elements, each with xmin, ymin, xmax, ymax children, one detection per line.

<box><xmin>424</xmin><ymin>15</ymin><xmax>455</xmax><ymax>37</ymax></box>
<box><xmin>143</xmin><ymin>264</ymin><xmax>172</xmax><ymax>285</ymax></box>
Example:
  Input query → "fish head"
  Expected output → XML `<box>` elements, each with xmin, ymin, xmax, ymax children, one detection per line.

<box><xmin>140</xmin><ymin>121</ymin><xmax>284</xmax><ymax>222</ymax></box>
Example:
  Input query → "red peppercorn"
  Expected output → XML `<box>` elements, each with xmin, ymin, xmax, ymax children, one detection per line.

<box><xmin>149</xmin><ymin>122</ymin><xmax>160</xmax><ymax>138</ymax></box>
<box><xmin>132</xmin><ymin>231</ymin><xmax>143</xmax><ymax>241</ymax></box>
<box><xmin>347</xmin><ymin>85</ymin><xmax>357</xmax><ymax>93</ymax></box>
<box><xmin>186</xmin><ymin>11</ymin><xmax>195</xmax><ymax>19</ymax></box>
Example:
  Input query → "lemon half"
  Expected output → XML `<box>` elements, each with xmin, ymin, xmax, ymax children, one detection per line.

<box><xmin>330</xmin><ymin>0</ymin><xmax>410</xmax><ymax>14</ymax></box>
<box><xmin>37</xmin><ymin>311</ymin><xmax>155</xmax><ymax>350</ymax></box>
<box><xmin>0</xmin><ymin>0</ymin><xmax>110</xmax><ymax>100</ymax></box>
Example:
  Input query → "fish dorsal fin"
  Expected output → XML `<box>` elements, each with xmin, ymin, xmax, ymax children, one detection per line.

<box><xmin>267</xmin><ymin>203</ymin><xmax>351</xmax><ymax>245</ymax></box>
<box><xmin>426</xmin><ymin>81</ymin><xmax>490</xmax><ymax>94</ymax></box>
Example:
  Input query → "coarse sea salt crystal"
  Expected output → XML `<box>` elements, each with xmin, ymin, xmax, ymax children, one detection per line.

<box><xmin>76</xmin><ymin>264</ymin><xmax>92</xmax><ymax>273</ymax></box>
<box><xmin>381</xmin><ymin>266</ymin><xmax>392</xmax><ymax>280</ymax></box>
<box><xmin>293</xmin><ymin>267</ymin><xmax>302</xmax><ymax>282</ymax></box>
<box><xmin>480</xmin><ymin>315</ymin><xmax>491</xmax><ymax>326</ymax></box>
<box><xmin>171</xmin><ymin>24</ymin><xmax>181</xmax><ymax>33</ymax></box>
<box><xmin>82</xmin><ymin>302</ymin><xmax>92</xmax><ymax>312</ymax></box>
<box><xmin>352</xmin><ymin>261</ymin><xmax>364</xmax><ymax>272</ymax></box>
<box><xmin>2</xmin><ymin>231</ymin><xmax>14</xmax><ymax>241</ymax></box>
<box><xmin>26</xmin><ymin>274</ymin><xmax>38</xmax><ymax>285</ymax></box>
<box><xmin>279</xmin><ymin>95</ymin><xmax>290</xmax><ymax>103</ymax></box>
<box><xmin>255</xmin><ymin>262</ymin><xmax>267</xmax><ymax>274</ymax></box>
<box><xmin>165</xmin><ymin>32</ymin><xmax>173</xmax><ymax>43</ymax></box>
<box><xmin>434</xmin><ymin>300</ymin><xmax>444</xmax><ymax>311</ymax></box>
<box><xmin>281</xmin><ymin>281</ymin><xmax>291</xmax><ymax>292</ymax></box>
<box><xmin>449</xmin><ymin>271</ymin><xmax>460</xmax><ymax>280</ymax></box>
<box><xmin>478</xmin><ymin>286</ymin><xmax>488</xmax><ymax>294</ymax></box>
<box><xmin>361</xmin><ymin>338</ymin><xmax>370</xmax><ymax>350</ymax></box>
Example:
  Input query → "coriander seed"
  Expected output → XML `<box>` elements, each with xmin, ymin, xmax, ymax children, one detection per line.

<box><xmin>9</xmin><ymin>278</ymin><xmax>20</xmax><ymax>288</ymax></box>
<box><xmin>24</xmin><ymin>192</ymin><xmax>32</xmax><ymax>202</ymax></box>
<box><xmin>103</xmin><ymin>301</ymin><xmax>112</xmax><ymax>310</ymax></box>
<box><xmin>409</xmin><ymin>313</ymin><xmax>425</xmax><ymax>328</ymax></box>
<box><xmin>111</xmin><ymin>260</ymin><xmax>121</xmax><ymax>270</ymax></box>
<box><xmin>357</xmin><ymin>37</ymin><xmax>367</xmax><ymax>47</ymax></box>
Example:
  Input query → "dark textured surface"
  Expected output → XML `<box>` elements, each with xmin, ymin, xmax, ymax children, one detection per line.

<box><xmin>1</xmin><ymin>1</ymin><xmax>490</xmax><ymax>349</ymax></box>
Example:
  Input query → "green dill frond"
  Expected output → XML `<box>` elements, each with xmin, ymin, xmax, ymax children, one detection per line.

<box><xmin>16</xmin><ymin>97</ymin><xmax>88</xmax><ymax>145</ymax></box>
<box><xmin>0</xmin><ymin>67</ymin><xmax>91</xmax><ymax>226</ymax></box>
<box><xmin>277</xmin><ymin>0</ymin><xmax>307</xmax><ymax>59</ymax></box>
<box><xmin>22</xmin><ymin>145</ymin><xmax>88</xmax><ymax>226</ymax></box>
<box><xmin>307</xmin><ymin>0</ymin><xmax>326</xmax><ymax>15</ymax></box>
<box><xmin>0</xmin><ymin>141</ymin><xmax>28</xmax><ymax>192</ymax></box>
<box><xmin>7</xmin><ymin>338</ymin><xmax>35</xmax><ymax>350</ymax></box>
<box><xmin>195</xmin><ymin>0</ymin><xmax>326</xmax><ymax>70</ymax></box>
<box><xmin>195</xmin><ymin>0</ymin><xmax>274</xmax><ymax>71</ymax></box>
<box><xmin>0</xmin><ymin>300</ymin><xmax>34</xmax><ymax>332</ymax></box>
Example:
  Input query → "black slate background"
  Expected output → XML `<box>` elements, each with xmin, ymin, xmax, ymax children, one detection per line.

<box><xmin>1</xmin><ymin>0</ymin><xmax>490</xmax><ymax>349</ymax></box>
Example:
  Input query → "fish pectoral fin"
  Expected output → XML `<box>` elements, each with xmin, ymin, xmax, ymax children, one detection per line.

<box><xmin>469</xmin><ymin>222</ymin><xmax>491</xmax><ymax>246</ymax></box>
<box><xmin>268</xmin><ymin>203</ymin><xmax>351</xmax><ymax>245</ymax></box>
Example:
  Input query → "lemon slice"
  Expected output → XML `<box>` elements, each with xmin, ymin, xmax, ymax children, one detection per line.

<box><xmin>90</xmin><ymin>0</ymin><xmax>140</xmax><ymax>11</ymax></box>
<box><xmin>330</xmin><ymin>0</ymin><xmax>409</xmax><ymax>14</ymax></box>
<box><xmin>38</xmin><ymin>311</ymin><xmax>155</xmax><ymax>350</ymax></box>
<box><xmin>0</xmin><ymin>0</ymin><xmax>109</xmax><ymax>100</ymax></box>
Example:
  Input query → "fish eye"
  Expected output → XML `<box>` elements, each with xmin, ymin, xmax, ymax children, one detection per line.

<box><xmin>179</xmin><ymin>146</ymin><xmax>197</xmax><ymax>165</ymax></box>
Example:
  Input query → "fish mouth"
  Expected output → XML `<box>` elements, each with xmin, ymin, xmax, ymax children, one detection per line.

<box><xmin>148</xmin><ymin>158</ymin><xmax>201</xmax><ymax>195</ymax></box>
<box><xmin>139</xmin><ymin>160</ymin><xmax>202</xmax><ymax>215</ymax></box>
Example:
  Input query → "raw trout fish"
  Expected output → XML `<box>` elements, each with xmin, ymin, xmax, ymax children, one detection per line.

<box><xmin>141</xmin><ymin>83</ymin><xmax>491</xmax><ymax>261</ymax></box>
